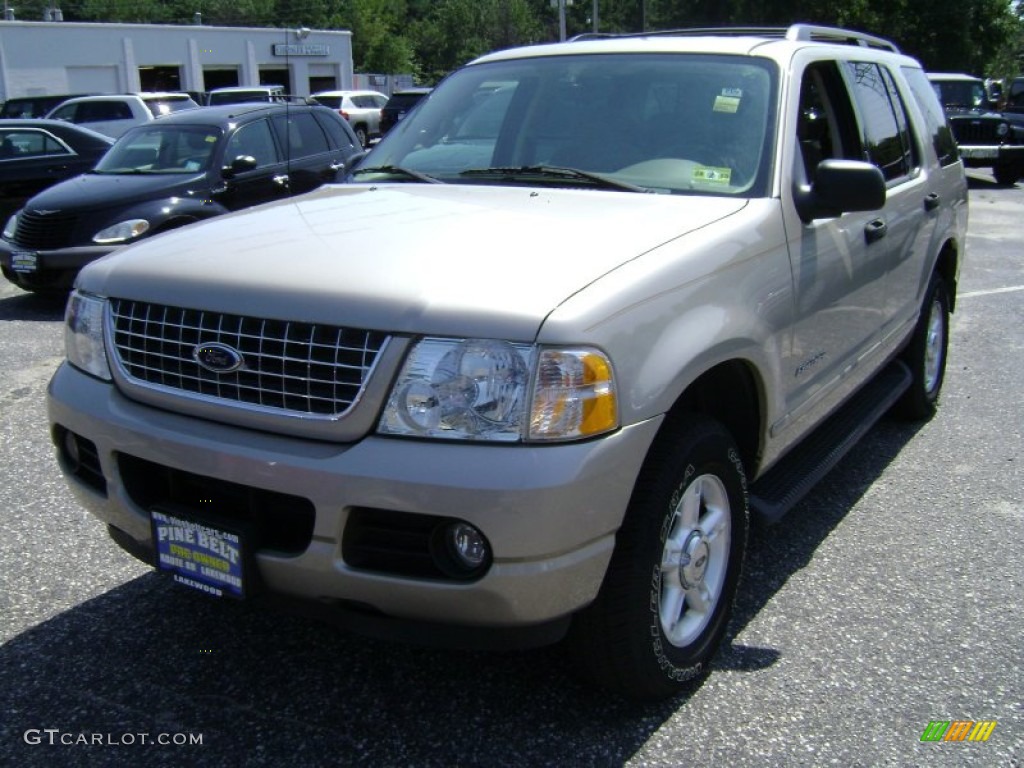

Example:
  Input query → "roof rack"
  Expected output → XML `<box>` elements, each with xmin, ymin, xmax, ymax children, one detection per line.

<box><xmin>570</xmin><ymin>24</ymin><xmax>900</xmax><ymax>53</ymax></box>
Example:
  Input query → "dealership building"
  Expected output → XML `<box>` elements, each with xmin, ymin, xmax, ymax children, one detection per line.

<box><xmin>0</xmin><ymin>18</ymin><xmax>404</xmax><ymax>101</ymax></box>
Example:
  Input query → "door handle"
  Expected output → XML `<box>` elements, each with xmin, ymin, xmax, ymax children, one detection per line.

<box><xmin>273</xmin><ymin>174</ymin><xmax>289</xmax><ymax>186</ymax></box>
<box><xmin>864</xmin><ymin>219</ymin><xmax>887</xmax><ymax>244</ymax></box>
<box><xmin>924</xmin><ymin>192</ymin><xmax>940</xmax><ymax>211</ymax></box>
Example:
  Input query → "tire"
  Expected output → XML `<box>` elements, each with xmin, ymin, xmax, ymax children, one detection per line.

<box><xmin>568</xmin><ymin>414</ymin><xmax>749</xmax><ymax>701</ymax></box>
<box><xmin>992</xmin><ymin>163</ymin><xmax>1019</xmax><ymax>186</ymax></box>
<box><xmin>893</xmin><ymin>274</ymin><xmax>950</xmax><ymax>421</ymax></box>
<box><xmin>354</xmin><ymin>125</ymin><xmax>368</xmax><ymax>148</ymax></box>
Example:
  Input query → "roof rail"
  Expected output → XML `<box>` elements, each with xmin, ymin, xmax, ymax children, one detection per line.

<box><xmin>785</xmin><ymin>24</ymin><xmax>899</xmax><ymax>52</ymax></box>
<box><xmin>570</xmin><ymin>24</ymin><xmax>900</xmax><ymax>53</ymax></box>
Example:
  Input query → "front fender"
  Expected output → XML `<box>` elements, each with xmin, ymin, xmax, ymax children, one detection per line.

<box><xmin>112</xmin><ymin>197</ymin><xmax>230</xmax><ymax>235</ymax></box>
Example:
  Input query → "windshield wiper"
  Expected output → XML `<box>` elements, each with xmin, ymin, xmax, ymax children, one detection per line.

<box><xmin>350</xmin><ymin>165</ymin><xmax>443</xmax><ymax>183</ymax></box>
<box><xmin>459</xmin><ymin>165</ymin><xmax>650</xmax><ymax>193</ymax></box>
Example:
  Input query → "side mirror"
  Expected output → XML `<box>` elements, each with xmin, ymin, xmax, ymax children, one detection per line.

<box><xmin>794</xmin><ymin>159</ymin><xmax>886</xmax><ymax>223</ymax></box>
<box><xmin>222</xmin><ymin>155</ymin><xmax>258</xmax><ymax>178</ymax></box>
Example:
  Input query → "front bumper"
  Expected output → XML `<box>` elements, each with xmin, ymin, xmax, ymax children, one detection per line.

<box><xmin>956</xmin><ymin>144</ymin><xmax>1024</xmax><ymax>164</ymax></box>
<box><xmin>48</xmin><ymin>361</ymin><xmax>661</xmax><ymax>631</ymax></box>
<box><xmin>0</xmin><ymin>241</ymin><xmax>119</xmax><ymax>288</ymax></box>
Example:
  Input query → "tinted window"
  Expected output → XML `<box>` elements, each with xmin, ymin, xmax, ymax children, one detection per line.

<box><xmin>49</xmin><ymin>103</ymin><xmax>78</xmax><ymax>122</ymax></box>
<box><xmin>314</xmin><ymin>95</ymin><xmax>343</xmax><ymax>109</ymax></box>
<box><xmin>843</xmin><ymin>61</ymin><xmax>912</xmax><ymax>181</ymax></box>
<box><xmin>225</xmin><ymin>119</ymin><xmax>279</xmax><ymax>167</ymax></box>
<box><xmin>0</xmin><ymin>129</ymin><xmax>72</xmax><ymax>159</ymax></box>
<box><xmin>77</xmin><ymin>101</ymin><xmax>134</xmax><ymax>122</ymax></box>
<box><xmin>272</xmin><ymin>112</ymin><xmax>330</xmax><ymax>157</ymax></box>
<box><xmin>903</xmin><ymin>67</ymin><xmax>959</xmax><ymax>167</ymax></box>
<box><xmin>311</xmin><ymin>111</ymin><xmax>358</xmax><ymax>150</ymax></box>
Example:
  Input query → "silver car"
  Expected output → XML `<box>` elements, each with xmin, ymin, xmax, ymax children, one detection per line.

<box><xmin>312</xmin><ymin>90</ymin><xmax>388</xmax><ymax>146</ymax></box>
<box><xmin>48</xmin><ymin>25</ymin><xmax>967</xmax><ymax>700</ymax></box>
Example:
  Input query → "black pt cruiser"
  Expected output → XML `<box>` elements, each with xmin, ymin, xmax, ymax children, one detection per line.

<box><xmin>0</xmin><ymin>102</ymin><xmax>363</xmax><ymax>293</ymax></box>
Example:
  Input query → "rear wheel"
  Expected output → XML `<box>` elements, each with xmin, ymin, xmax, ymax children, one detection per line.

<box><xmin>568</xmin><ymin>414</ymin><xmax>749</xmax><ymax>701</ymax></box>
<box><xmin>354</xmin><ymin>125</ymin><xmax>368</xmax><ymax>148</ymax></box>
<box><xmin>893</xmin><ymin>274</ymin><xmax>950</xmax><ymax>420</ymax></box>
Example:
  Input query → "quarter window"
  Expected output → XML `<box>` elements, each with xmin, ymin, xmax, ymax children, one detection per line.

<box><xmin>902</xmin><ymin>67</ymin><xmax>959</xmax><ymax>167</ymax></box>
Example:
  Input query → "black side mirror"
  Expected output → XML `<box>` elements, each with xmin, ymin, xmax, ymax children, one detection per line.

<box><xmin>222</xmin><ymin>155</ymin><xmax>258</xmax><ymax>178</ymax></box>
<box><xmin>794</xmin><ymin>159</ymin><xmax>886</xmax><ymax>223</ymax></box>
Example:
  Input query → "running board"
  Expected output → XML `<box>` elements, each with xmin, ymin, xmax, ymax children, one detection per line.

<box><xmin>749</xmin><ymin>361</ymin><xmax>911</xmax><ymax>525</ymax></box>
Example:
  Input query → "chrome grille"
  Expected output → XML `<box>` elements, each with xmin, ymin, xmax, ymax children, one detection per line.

<box><xmin>109</xmin><ymin>299</ymin><xmax>388</xmax><ymax>417</ymax></box>
<box><xmin>14</xmin><ymin>211</ymin><xmax>77</xmax><ymax>249</ymax></box>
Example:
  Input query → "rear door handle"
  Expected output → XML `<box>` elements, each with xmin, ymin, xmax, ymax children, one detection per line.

<box><xmin>865</xmin><ymin>218</ymin><xmax>887</xmax><ymax>244</ymax></box>
<box><xmin>272</xmin><ymin>174</ymin><xmax>289</xmax><ymax>187</ymax></box>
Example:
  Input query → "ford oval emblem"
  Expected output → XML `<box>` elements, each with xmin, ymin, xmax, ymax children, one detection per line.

<box><xmin>193</xmin><ymin>342</ymin><xmax>245</xmax><ymax>374</ymax></box>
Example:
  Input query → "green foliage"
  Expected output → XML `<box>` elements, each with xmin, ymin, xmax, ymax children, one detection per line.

<box><xmin>20</xmin><ymin>0</ymin><xmax>1024</xmax><ymax>80</ymax></box>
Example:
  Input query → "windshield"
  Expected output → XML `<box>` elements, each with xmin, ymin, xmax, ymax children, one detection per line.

<box><xmin>358</xmin><ymin>53</ymin><xmax>777</xmax><ymax>196</ymax></box>
<box><xmin>931</xmin><ymin>80</ymin><xmax>990</xmax><ymax>109</ymax></box>
<box><xmin>94</xmin><ymin>125</ymin><xmax>222</xmax><ymax>174</ymax></box>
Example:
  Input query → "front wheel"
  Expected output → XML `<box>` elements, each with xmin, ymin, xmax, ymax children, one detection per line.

<box><xmin>893</xmin><ymin>274</ymin><xmax>950</xmax><ymax>421</ymax></box>
<box><xmin>992</xmin><ymin>163</ymin><xmax>1020</xmax><ymax>186</ymax></box>
<box><xmin>568</xmin><ymin>415</ymin><xmax>749</xmax><ymax>701</ymax></box>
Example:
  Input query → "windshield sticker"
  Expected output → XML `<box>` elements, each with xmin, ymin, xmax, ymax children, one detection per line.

<box><xmin>693</xmin><ymin>166</ymin><xmax>732</xmax><ymax>185</ymax></box>
<box><xmin>714</xmin><ymin>89</ymin><xmax>742</xmax><ymax>113</ymax></box>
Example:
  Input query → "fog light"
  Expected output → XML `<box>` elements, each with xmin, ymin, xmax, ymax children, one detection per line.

<box><xmin>449</xmin><ymin>522</ymin><xmax>488</xmax><ymax>568</ymax></box>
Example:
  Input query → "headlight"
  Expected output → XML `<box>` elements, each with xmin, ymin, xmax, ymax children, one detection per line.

<box><xmin>378</xmin><ymin>338</ymin><xmax>617</xmax><ymax>442</ymax></box>
<box><xmin>64</xmin><ymin>291</ymin><xmax>111</xmax><ymax>380</ymax></box>
<box><xmin>3</xmin><ymin>214</ymin><xmax>17</xmax><ymax>240</ymax></box>
<box><xmin>92</xmin><ymin>219</ymin><xmax>150</xmax><ymax>244</ymax></box>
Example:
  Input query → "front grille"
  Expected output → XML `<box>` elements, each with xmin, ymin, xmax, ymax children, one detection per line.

<box><xmin>13</xmin><ymin>211</ymin><xmax>77</xmax><ymax>249</ymax></box>
<box><xmin>950</xmin><ymin>118</ymin><xmax>1004</xmax><ymax>145</ymax></box>
<box><xmin>110</xmin><ymin>299</ymin><xmax>388</xmax><ymax>417</ymax></box>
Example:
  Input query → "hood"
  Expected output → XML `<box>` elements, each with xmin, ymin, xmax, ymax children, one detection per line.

<box><xmin>79</xmin><ymin>184</ymin><xmax>748</xmax><ymax>340</ymax></box>
<box><xmin>24</xmin><ymin>171</ymin><xmax>208</xmax><ymax>213</ymax></box>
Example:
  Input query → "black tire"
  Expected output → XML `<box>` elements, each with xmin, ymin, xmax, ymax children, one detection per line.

<box><xmin>893</xmin><ymin>274</ymin><xmax>950</xmax><ymax>421</ymax></box>
<box><xmin>992</xmin><ymin>163</ymin><xmax>1020</xmax><ymax>186</ymax></box>
<box><xmin>568</xmin><ymin>414</ymin><xmax>749</xmax><ymax>701</ymax></box>
<box><xmin>354</xmin><ymin>125</ymin><xmax>368</xmax><ymax>148</ymax></box>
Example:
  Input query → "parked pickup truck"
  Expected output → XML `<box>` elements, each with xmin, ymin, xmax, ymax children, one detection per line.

<box><xmin>48</xmin><ymin>25</ymin><xmax>968</xmax><ymax>701</ymax></box>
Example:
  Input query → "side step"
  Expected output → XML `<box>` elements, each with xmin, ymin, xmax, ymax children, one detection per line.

<box><xmin>749</xmin><ymin>361</ymin><xmax>911</xmax><ymax>524</ymax></box>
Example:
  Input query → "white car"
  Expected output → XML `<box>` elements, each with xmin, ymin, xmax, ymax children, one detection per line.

<box><xmin>312</xmin><ymin>90</ymin><xmax>388</xmax><ymax>146</ymax></box>
<box><xmin>46</xmin><ymin>93</ymin><xmax>199</xmax><ymax>138</ymax></box>
<box><xmin>206</xmin><ymin>85</ymin><xmax>287</xmax><ymax>106</ymax></box>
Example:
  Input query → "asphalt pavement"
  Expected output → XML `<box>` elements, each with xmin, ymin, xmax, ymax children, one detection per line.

<box><xmin>0</xmin><ymin>170</ymin><xmax>1020</xmax><ymax>767</ymax></box>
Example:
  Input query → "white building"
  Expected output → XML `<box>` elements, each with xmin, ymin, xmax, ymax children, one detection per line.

<box><xmin>0</xmin><ymin>19</ymin><xmax>360</xmax><ymax>101</ymax></box>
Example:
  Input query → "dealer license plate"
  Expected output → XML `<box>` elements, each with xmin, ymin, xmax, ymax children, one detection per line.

<box><xmin>151</xmin><ymin>509</ymin><xmax>246</xmax><ymax>599</ymax></box>
<box><xmin>11</xmin><ymin>251</ymin><xmax>37</xmax><ymax>273</ymax></box>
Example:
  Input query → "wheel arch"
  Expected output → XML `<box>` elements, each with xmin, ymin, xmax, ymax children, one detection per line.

<box><xmin>662</xmin><ymin>359</ymin><xmax>764</xmax><ymax>481</ymax></box>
